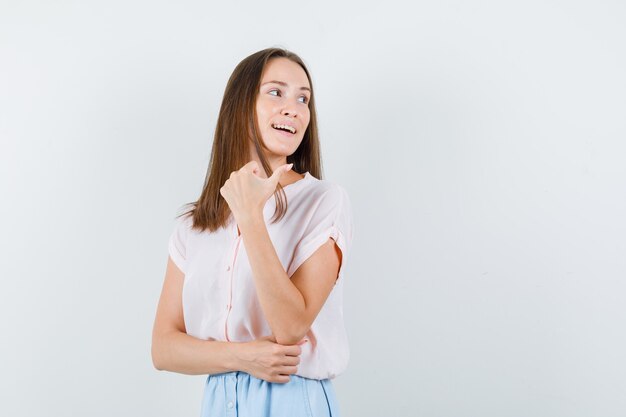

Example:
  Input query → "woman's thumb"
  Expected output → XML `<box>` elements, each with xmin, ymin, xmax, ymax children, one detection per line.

<box><xmin>269</xmin><ymin>163</ymin><xmax>293</xmax><ymax>183</ymax></box>
<box><xmin>280</xmin><ymin>163</ymin><xmax>293</xmax><ymax>175</ymax></box>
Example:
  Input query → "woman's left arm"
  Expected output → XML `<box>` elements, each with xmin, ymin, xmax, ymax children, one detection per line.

<box><xmin>238</xmin><ymin>214</ymin><xmax>341</xmax><ymax>346</ymax></box>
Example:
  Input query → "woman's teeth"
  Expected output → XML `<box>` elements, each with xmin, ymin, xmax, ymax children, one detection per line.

<box><xmin>272</xmin><ymin>124</ymin><xmax>296</xmax><ymax>134</ymax></box>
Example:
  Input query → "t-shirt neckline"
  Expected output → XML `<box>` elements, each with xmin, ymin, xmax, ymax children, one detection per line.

<box><xmin>282</xmin><ymin>171</ymin><xmax>312</xmax><ymax>191</ymax></box>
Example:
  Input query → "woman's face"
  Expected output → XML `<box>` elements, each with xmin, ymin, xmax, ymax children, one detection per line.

<box><xmin>255</xmin><ymin>57</ymin><xmax>311</xmax><ymax>161</ymax></box>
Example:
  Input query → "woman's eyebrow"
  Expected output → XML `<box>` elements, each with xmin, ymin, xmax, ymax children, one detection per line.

<box><xmin>261</xmin><ymin>80</ymin><xmax>311</xmax><ymax>92</ymax></box>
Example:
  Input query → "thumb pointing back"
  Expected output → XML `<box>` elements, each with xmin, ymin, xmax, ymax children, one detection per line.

<box><xmin>269</xmin><ymin>163</ymin><xmax>293</xmax><ymax>185</ymax></box>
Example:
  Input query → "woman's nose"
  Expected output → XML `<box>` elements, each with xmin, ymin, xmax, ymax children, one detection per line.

<box><xmin>280</xmin><ymin>102</ymin><xmax>298</xmax><ymax>117</ymax></box>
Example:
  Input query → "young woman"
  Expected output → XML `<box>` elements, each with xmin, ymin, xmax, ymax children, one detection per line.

<box><xmin>151</xmin><ymin>47</ymin><xmax>354</xmax><ymax>417</ymax></box>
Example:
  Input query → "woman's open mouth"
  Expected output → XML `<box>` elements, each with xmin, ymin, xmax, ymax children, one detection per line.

<box><xmin>271</xmin><ymin>123</ymin><xmax>296</xmax><ymax>137</ymax></box>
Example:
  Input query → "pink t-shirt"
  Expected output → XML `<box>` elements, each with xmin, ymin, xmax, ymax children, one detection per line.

<box><xmin>167</xmin><ymin>171</ymin><xmax>354</xmax><ymax>380</ymax></box>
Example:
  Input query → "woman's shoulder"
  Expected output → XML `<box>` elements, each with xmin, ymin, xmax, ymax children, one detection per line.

<box><xmin>294</xmin><ymin>174</ymin><xmax>352</xmax><ymax>221</ymax></box>
<box><xmin>302</xmin><ymin>172</ymin><xmax>350</xmax><ymax>200</ymax></box>
<box><xmin>171</xmin><ymin>210</ymin><xmax>195</xmax><ymax>236</ymax></box>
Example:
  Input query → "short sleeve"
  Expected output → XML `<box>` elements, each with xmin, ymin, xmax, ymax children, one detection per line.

<box><xmin>287</xmin><ymin>185</ymin><xmax>354</xmax><ymax>281</ymax></box>
<box><xmin>168</xmin><ymin>214</ymin><xmax>191</xmax><ymax>274</ymax></box>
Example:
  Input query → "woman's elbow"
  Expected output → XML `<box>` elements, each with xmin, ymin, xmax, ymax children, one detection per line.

<box><xmin>151</xmin><ymin>345</ymin><xmax>164</xmax><ymax>370</ymax></box>
<box><xmin>274</xmin><ymin>325</ymin><xmax>310</xmax><ymax>346</ymax></box>
<box><xmin>151</xmin><ymin>335</ymin><xmax>169</xmax><ymax>371</ymax></box>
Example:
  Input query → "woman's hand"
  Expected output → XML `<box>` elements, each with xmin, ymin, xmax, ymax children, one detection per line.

<box><xmin>220</xmin><ymin>161</ymin><xmax>293</xmax><ymax>225</ymax></box>
<box><xmin>236</xmin><ymin>335</ymin><xmax>307</xmax><ymax>383</ymax></box>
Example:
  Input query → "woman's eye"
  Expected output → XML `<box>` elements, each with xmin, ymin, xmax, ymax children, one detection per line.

<box><xmin>268</xmin><ymin>89</ymin><xmax>308</xmax><ymax>104</ymax></box>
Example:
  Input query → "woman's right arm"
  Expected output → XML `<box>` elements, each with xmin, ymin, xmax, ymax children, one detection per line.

<box><xmin>151</xmin><ymin>256</ymin><xmax>302</xmax><ymax>382</ymax></box>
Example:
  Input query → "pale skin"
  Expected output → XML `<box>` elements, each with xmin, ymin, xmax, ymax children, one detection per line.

<box><xmin>151</xmin><ymin>58</ymin><xmax>342</xmax><ymax>383</ymax></box>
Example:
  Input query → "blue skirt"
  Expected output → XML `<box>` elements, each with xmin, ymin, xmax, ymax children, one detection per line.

<box><xmin>200</xmin><ymin>371</ymin><xmax>340</xmax><ymax>417</ymax></box>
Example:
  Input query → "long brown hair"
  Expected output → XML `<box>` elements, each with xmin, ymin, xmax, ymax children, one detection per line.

<box><xmin>178</xmin><ymin>47</ymin><xmax>322</xmax><ymax>232</ymax></box>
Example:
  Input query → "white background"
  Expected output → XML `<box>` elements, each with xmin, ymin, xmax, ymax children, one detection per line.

<box><xmin>1</xmin><ymin>1</ymin><xmax>625</xmax><ymax>416</ymax></box>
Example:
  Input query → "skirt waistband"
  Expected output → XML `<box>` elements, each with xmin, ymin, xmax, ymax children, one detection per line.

<box><xmin>200</xmin><ymin>371</ymin><xmax>339</xmax><ymax>416</ymax></box>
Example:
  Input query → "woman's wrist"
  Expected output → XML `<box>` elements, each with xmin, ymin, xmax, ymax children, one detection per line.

<box><xmin>228</xmin><ymin>341</ymin><xmax>250</xmax><ymax>373</ymax></box>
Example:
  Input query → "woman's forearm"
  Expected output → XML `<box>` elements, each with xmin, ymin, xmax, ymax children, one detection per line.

<box><xmin>152</xmin><ymin>330</ymin><xmax>246</xmax><ymax>375</ymax></box>
<box><xmin>238</xmin><ymin>213</ymin><xmax>308</xmax><ymax>345</ymax></box>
